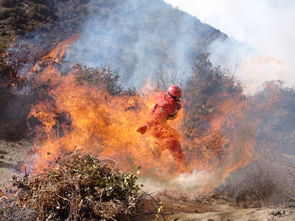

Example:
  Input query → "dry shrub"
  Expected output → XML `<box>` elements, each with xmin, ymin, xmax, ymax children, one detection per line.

<box><xmin>12</xmin><ymin>152</ymin><xmax>143</xmax><ymax>220</ymax></box>
<box><xmin>72</xmin><ymin>64</ymin><xmax>124</xmax><ymax>96</ymax></box>
<box><xmin>216</xmin><ymin>154</ymin><xmax>295</xmax><ymax>208</ymax></box>
<box><xmin>232</xmin><ymin>164</ymin><xmax>276</xmax><ymax>207</ymax></box>
<box><xmin>183</xmin><ymin>53</ymin><xmax>243</xmax><ymax>138</ymax></box>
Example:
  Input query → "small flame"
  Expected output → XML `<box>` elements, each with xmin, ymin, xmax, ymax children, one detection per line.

<box><xmin>41</xmin><ymin>33</ymin><xmax>80</xmax><ymax>63</ymax></box>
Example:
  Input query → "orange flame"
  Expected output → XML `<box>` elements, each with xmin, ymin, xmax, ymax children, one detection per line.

<box><xmin>27</xmin><ymin>34</ymin><xmax>261</xmax><ymax>193</ymax></box>
<box><xmin>41</xmin><ymin>33</ymin><xmax>80</xmax><ymax>63</ymax></box>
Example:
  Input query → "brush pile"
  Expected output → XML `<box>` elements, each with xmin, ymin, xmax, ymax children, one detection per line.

<box><xmin>12</xmin><ymin>152</ymin><xmax>143</xmax><ymax>220</ymax></box>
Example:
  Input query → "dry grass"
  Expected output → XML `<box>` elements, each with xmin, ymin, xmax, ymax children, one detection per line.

<box><xmin>216</xmin><ymin>155</ymin><xmax>295</xmax><ymax>208</ymax></box>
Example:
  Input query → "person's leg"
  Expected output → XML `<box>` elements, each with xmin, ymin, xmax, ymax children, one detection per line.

<box><xmin>151</xmin><ymin>140</ymin><xmax>164</xmax><ymax>158</ymax></box>
<box><xmin>166</xmin><ymin>138</ymin><xmax>184</xmax><ymax>164</ymax></box>
<box><xmin>151</xmin><ymin>124</ymin><xmax>185</xmax><ymax>169</ymax></box>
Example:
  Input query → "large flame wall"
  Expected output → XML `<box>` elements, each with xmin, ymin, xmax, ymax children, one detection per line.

<box><xmin>27</xmin><ymin>35</ymin><xmax>257</xmax><ymax>193</ymax></box>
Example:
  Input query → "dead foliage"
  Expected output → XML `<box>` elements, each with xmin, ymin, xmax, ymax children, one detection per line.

<box><xmin>12</xmin><ymin>152</ymin><xmax>144</xmax><ymax>220</ymax></box>
<box><xmin>215</xmin><ymin>155</ymin><xmax>295</xmax><ymax>208</ymax></box>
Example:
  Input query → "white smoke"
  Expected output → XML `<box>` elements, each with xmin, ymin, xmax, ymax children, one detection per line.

<box><xmin>165</xmin><ymin>0</ymin><xmax>295</xmax><ymax>94</ymax></box>
<box><xmin>139</xmin><ymin>170</ymin><xmax>213</xmax><ymax>195</ymax></box>
<box><xmin>65</xmin><ymin>0</ymin><xmax>202</xmax><ymax>89</ymax></box>
<box><xmin>65</xmin><ymin>0</ymin><xmax>230</xmax><ymax>89</ymax></box>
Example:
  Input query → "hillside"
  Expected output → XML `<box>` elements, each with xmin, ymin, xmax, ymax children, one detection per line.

<box><xmin>1</xmin><ymin>0</ymin><xmax>226</xmax><ymax>80</ymax></box>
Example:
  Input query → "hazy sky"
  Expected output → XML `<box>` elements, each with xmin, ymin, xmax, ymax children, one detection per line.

<box><xmin>164</xmin><ymin>0</ymin><xmax>295</xmax><ymax>93</ymax></box>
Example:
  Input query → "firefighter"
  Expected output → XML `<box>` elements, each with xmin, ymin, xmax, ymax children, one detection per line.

<box><xmin>137</xmin><ymin>85</ymin><xmax>185</xmax><ymax>166</ymax></box>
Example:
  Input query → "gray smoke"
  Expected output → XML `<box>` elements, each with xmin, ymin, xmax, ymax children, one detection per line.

<box><xmin>65</xmin><ymin>0</ymin><xmax>226</xmax><ymax>89</ymax></box>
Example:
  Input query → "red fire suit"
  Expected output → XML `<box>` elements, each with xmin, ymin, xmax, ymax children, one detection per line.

<box><xmin>137</xmin><ymin>92</ymin><xmax>184</xmax><ymax>164</ymax></box>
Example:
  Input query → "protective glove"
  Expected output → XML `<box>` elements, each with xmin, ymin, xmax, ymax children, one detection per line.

<box><xmin>137</xmin><ymin>125</ymin><xmax>148</xmax><ymax>134</ymax></box>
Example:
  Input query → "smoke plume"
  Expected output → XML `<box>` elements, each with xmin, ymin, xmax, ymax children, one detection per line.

<box><xmin>65</xmin><ymin>0</ymin><xmax>224</xmax><ymax>89</ymax></box>
<box><xmin>165</xmin><ymin>0</ymin><xmax>295</xmax><ymax>94</ymax></box>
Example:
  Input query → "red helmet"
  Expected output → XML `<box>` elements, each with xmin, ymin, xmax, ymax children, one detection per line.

<box><xmin>167</xmin><ymin>85</ymin><xmax>182</xmax><ymax>98</ymax></box>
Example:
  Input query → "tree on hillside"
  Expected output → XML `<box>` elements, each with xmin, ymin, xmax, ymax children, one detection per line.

<box><xmin>183</xmin><ymin>53</ymin><xmax>244</xmax><ymax>139</ymax></box>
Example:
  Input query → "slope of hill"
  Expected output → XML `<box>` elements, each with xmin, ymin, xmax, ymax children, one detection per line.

<box><xmin>64</xmin><ymin>0</ymin><xmax>227</xmax><ymax>87</ymax></box>
<box><xmin>1</xmin><ymin>0</ymin><xmax>228</xmax><ymax>87</ymax></box>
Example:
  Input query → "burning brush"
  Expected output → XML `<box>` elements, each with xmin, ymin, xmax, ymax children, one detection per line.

<box><xmin>14</xmin><ymin>33</ymin><xmax>257</xmax><ymax>196</ymax></box>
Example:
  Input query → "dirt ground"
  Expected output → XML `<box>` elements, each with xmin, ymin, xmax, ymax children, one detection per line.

<box><xmin>136</xmin><ymin>194</ymin><xmax>295</xmax><ymax>221</ymax></box>
<box><xmin>1</xmin><ymin>140</ymin><xmax>295</xmax><ymax>221</ymax></box>
<box><xmin>162</xmin><ymin>206</ymin><xmax>295</xmax><ymax>221</ymax></box>
<box><xmin>0</xmin><ymin>140</ymin><xmax>32</xmax><ymax>188</ymax></box>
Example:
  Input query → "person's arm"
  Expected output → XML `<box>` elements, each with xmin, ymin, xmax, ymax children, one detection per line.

<box><xmin>137</xmin><ymin>104</ymin><xmax>168</xmax><ymax>134</ymax></box>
